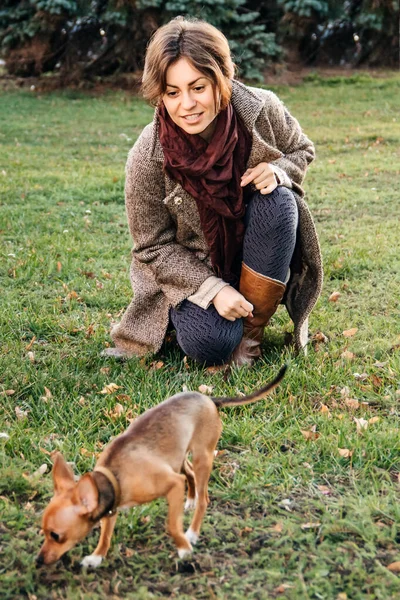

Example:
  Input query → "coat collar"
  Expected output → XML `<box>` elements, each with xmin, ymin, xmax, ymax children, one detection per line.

<box><xmin>149</xmin><ymin>80</ymin><xmax>266</xmax><ymax>162</ymax></box>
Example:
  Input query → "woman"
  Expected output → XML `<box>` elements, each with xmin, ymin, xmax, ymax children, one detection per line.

<box><xmin>107</xmin><ymin>17</ymin><xmax>323</xmax><ymax>366</ymax></box>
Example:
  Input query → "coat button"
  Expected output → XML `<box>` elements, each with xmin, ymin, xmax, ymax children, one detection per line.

<box><xmin>174</xmin><ymin>196</ymin><xmax>182</xmax><ymax>205</ymax></box>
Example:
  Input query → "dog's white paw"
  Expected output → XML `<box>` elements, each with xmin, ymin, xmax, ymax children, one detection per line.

<box><xmin>177</xmin><ymin>546</ymin><xmax>192</xmax><ymax>559</ymax></box>
<box><xmin>81</xmin><ymin>554</ymin><xmax>103</xmax><ymax>568</ymax></box>
<box><xmin>184</xmin><ymin>497</ymin><xmax>197</xmax><ymax>511</ymax></box>
<box><xmin>185</xmin><ymin>528</ymin><xmax>199</xmax><ymax>545</ymax></box>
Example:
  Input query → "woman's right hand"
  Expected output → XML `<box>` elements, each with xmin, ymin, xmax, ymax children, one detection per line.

<box><xmin>212</xmin><ymin>286</ymin><xmax>254</xmax><ymax>321</ymax></box>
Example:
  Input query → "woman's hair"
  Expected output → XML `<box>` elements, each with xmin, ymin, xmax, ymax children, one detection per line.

<box><xmin>142</xmin><ymin>17</ymin><xmax>235</xmax><ymax>110</ymax></box>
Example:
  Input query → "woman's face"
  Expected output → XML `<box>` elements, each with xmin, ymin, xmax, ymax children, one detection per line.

<box><xmin>162</xmin><ymin>58</ymin><xmax>218</xmax><ymax>141</ymax></box>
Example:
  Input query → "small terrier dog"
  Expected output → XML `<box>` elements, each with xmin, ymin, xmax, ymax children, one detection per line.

<box><xmin>37</xmin><ymin>365</ymin><xmax>286</xmax><ymax>567</ymax></box>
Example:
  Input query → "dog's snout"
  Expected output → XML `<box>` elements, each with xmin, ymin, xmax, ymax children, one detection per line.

<box><xmin>36</xmin><ymin>553</ymin><xmax>45</xmax><ymax>568</ymax></box>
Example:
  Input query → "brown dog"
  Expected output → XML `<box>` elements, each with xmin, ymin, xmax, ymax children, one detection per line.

<box><xmin>37</xmin><ymin>365</ymin><xmax>286</xmax><ymax>567</ymax></box>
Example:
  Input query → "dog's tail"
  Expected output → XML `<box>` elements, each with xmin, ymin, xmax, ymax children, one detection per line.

<box><xmin>212</xmin><ymin>365</ymin><xmax>287</xmax><ymax>408</ymax></box>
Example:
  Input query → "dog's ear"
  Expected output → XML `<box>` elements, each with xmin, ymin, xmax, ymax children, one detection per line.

<box><xmin>74</xmin><ymin>473</ymin><xmax>99</xmax><ymax>515</ymax></box>
<box><xmin>51</xmin><ymin>452</ymin><xmax>75</xmax><ymax>494</ymax></box>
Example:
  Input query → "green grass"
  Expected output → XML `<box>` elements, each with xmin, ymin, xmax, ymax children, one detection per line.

<box><xmin>1</xmin><ymin>73</ymin><xmax>400</xmax><ymax>599</ymax></box>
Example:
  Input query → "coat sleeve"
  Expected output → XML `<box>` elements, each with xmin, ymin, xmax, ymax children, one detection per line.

<box><xmin>124</xmin><ymin>129</ymin><xmax>215</xmax><ymax>307</ymax></box>
<box><xmin>258</xmin><ymin>90</ymin><xmax>315</xmax><ymax>194</ymax></box>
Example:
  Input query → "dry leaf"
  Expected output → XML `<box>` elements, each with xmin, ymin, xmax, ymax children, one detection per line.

<box><xmin>100</xmin><ymin>367</ymin><xmax>110</xmax><ymax>375</ymax></box>
<box><xmin>313</xmin><ymin>331</ymin><xmax>329</xmax><ymax>343</ymax></box>
<box><xmin>150</xmin><ymin>361</ymin><xmax>164</xmax><ymax>370</ymax></box>
<box><xmin>41</xmin><ymin>387</ymin><xmax>53</xmax><ymax>402</ymax></box>
<box><xmin>317</xmin><ymin>485</ymin><xmax>331</xmax><ymax>495</ymax></box>
<box><xmin>343</xmin><ymin>328</ymin><xmax>358</xmax><ymax>338</ymax></box>
<box><xmin>4</xmin><ymin>389</ymin><xmax>16</xmax><ymax>396</ymax></box>
<box><xmin>104</xmin><ymin>403</ymin><xmax>125</xmax><ymax>420</ymax></box>
<box><xmin>353</xmin><ymin>372</ymin><xmax>368</xmax><ymax>381</ymax></box>
<box><xmin>100</xmin><ymin>383</ymin><xmax>121</xmax><ymax>394</ymax></box>
<box><xmin>274</xmin><ymin>584</ymin><xmax>293</xmax><ymax>593</ymax></box>
<box><xmin>57</xmin><ymin>261</ymin><xmax>62</xmax><ymax>272</ymax></box>
<box><xmin>25</xmin><ymin>336</ymin><xmax>36</xmax><ymax>351</ymax></box>
<box><xmin>369</xmin><ymin>416</ymin><xmax>380</xmax><ymax>425</ymax></box>
<box><xmin>205</xmin><ymin>364</ymin><xmax>227</xmax><ymax>374</ymax></box>
<box><xmin>27</xmin><ymin>351</ymin><xmax>35</xmax><ymax>363</ymax></box>
<box><xmin>345</xmin><ymin>398</ymin><xmax>360</xmax><ymax>410</ymax></box>
<box><xmin>15</xmin><ymin>406</ymin><xmax>28</xmax><ymax>420</ymax></box>
<box><xmin>320</xmin><ymin>404</ymin><xmax>332</xmax><ymax>417</ymax></box>
<box><xmin>370</xmin><ymin>374</ymin><xmax>382</xmax><ymax>390</ymax></box>
<box><xmin>338</xmin><ymin>448</ymin><xmax>353</xmax><ymax>458</ymax></box>
<box><xmin>301</xmin><ymin>425</ymin><xmax>320</xmax><ymax>441</ymax></box>
<box><xmin>33</xmin><ymin>464</ymin><xmax>48</xmax><ymax>477</ymax></box>
<box><xmin>198</xmin><ymin>384</ymin><xmax>213</xmax><ymax>395</ymax></box>
<box><xmin>270</xmin><ymin>522</ymin><xmax>283</xmax><ymax>533</ymax></box>
<box><xmin>301</xmin><ymin>521</ymin><xmax>321</xmax><ymax>530</ymax></box>
<box><xmin>116</xmin><ymin>394</ymin><xmax>131</xmax><ymax>402</ymax></box>
<box><xmin>341</xmin><ymin>350</ymin><xmax>355</xmax><ymax>360</ymax></box>
<box><xmin>387</xmin><ymin>561</ymin><xmax>400</xmax><ymax>573</ymax></box>
<box><xmin>354</xmin><ymin>417</ymin><xmax>368</xmax><ymax>432</ymax></box>
<box><xmin>329</xmin><ymin>291</ymin><xmax>341</xmax><ymax>302</ymax></box>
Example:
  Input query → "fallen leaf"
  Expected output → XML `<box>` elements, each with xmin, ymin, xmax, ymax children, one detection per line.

<box><xmin>343</xmin><ymin>328</ymin><xmax>358</xmax><ymax>338</ymax></box>
<box><xmin>25</xmin><ymin>336</ymin><xmax>36</xmax><ymax>351</ymax></box>
<box><xmin>4</xmin><ymin>389</ymin><xmax>16</xmax><ymax>396</ymax></box>
<box><xmin>373</xmin><ymin>361</ymin><xmax>387</xmax><ymax>368</ymax></box>
<box><xmin>57</xmin><ymin>261</ymin><xmax>62</xmax><ymax>272</ymax></box>
<box><xmin>15</xmin><ymin>406</ymin><xmax>28</xmax><ymax>420</ymax></box>
<box><xmin>104</xmin><ymin>403</ymin><xmax>125</xmax><ymax>420</ymax></box>
<box><xmin>353</xmin><ymin>372</ymin><xmax>368</xmax><ymax>381</ymax></box>
<box><xmin>338</xmin><ymin>448</ymin><xmax>353</xmax><ymax>458</ymax></box>
<box><xmin>354</xmin><ymin>417</ymin><xmax>368</xmax><ymax>432</ymax></box>
<box><xmin>274</xmin><ymin>584</ymin><xmax>293</xmax><ymax>593</ymax></box>
<box><xmin>78</xmin><ymin>396</ymin><xmax>85</xmax><ymax>405</ymax></box>
<box><xmin>345</xmin><ymin>398</ymin><xmax>360</xmax><ymax>410</ymax></box>
<box><xmin>198</xmin><ymin>384</ymin><xmax>213</xmax><ymax>395</ymax></box>
<box><xmin>317</xmin><ymin>485</ymin><xmax>331</xmax><ymax>495</ymax></box>
<box><xmin>301</xmin><ymin>521</ymin><xmax>321</xmax><ymax>529</ymax></box>
<box><xmin>341</xmin><ymin>350</ymin><xmax>355</xmax><ymax>360</ymax></box>
<box><xmin>41</xmin><ymin>387</ymin><xmax>53</xmax><ymax>402</ymax></box>
<box><xmin>270</xmin><ymin>522</ymin><xmax>283</xmax><ymax>533</ymax></box>
<box><xmin>369</xmin><ymin>416</ymin><xmax>380</xmax><ymax>424</ymax></box>
<box><xmin>100</xmin><ymin>383</ymin><xmax>121</xmax><ymax>394</ymax></box>
<box><xmin>116</xmin><ymin>394</ymin><xmax>131</xmax><ymax>402</ymax></box>
<box><xmin>340</xmin><ymin>386</ymin><xmax>350</xmax><ymax>397</ymax></box>
<box><xmin>301</xmin><ymin>425</ymin><xmax>320</xmax><ymax>440</ymax></box>
<box><xmin>33</xmin><ymin>464</ymin><xmax>48</xmax><ymax>477</ymax></box>
<box><xmin>329</xmin><ymin>291</ymin><xmax>341</xmax><ymax>302</ymax></box>
<box><xmin>100</xmin><ymin>367</ymin><xmax>110</xmax><ymax>374</ymax></box>
<box><xmin>370</xmin><ymin>374</ymin><xmax>382</xmax><ymax>390</ymax></box>
<box><xmin>313</xmin><ymin>331</ymin><xmax>329</xmax><ymax>343</ymax></box>
<box><xmin>205</xmin><ymin>364</ymin><xmax>227</xmax><ymax>374</ymax></box>
<box><xmin>278</xmin><ymin>498</ymin><xmax>292</xmax><ymax>511</ymax></box>
<box><xmin>320</xmin><ymin>404</ymin><xmax>331</xmax><ymax>417</ymax></box>
<box><xmin>150</xmin><ymin>361</ymin><xmax>164</xmax><ymax>370</ymax></box>
<box><xmin>387</xmin><ymin>561</ymin><xmax>400</xmax><ymax>573</ymax></box>
<box><xmin>27</xmin><ymin>351</ymin><xmax>35</xmax><ymax>363</ymax></box>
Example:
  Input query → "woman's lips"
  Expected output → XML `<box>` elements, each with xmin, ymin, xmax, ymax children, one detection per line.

<box><xmin>181</xmin><ymin>112</ymin><xmax>203</xmax><ymax>124</ymax></box>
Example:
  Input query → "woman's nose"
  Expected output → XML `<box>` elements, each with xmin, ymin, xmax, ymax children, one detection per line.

<box><xmin>181</xmin><ymin>92</ymin><xmax>196</xmax><ymax>111</ymax></box>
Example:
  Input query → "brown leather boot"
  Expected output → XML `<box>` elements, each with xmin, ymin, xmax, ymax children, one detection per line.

<box><xmin>231</xmin><ymin>263</ymin><xmax>286</xmax><ymax>366</ymax></box>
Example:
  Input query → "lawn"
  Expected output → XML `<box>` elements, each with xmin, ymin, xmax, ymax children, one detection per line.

<box><xmin>1</xmin><ymin>72</ymin><xmax>400</xmax><ymax>599</ymax></box>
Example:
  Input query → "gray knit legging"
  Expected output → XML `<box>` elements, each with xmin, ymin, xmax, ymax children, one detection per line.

<box><xmin>170</xmin><ymin>187</ymin><xmax>298</xmax><ymax>365</ymax></box>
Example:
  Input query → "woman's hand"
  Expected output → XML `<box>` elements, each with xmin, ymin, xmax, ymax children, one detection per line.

<box><xmin>212</xmin><ymin>286</ymin><xmax>254</xmax><ymax>321</ymax></box>
<box><xmin>240</xmin><ymin>162</ymin><xmax>278</xmax><ymax>195</ymax></box>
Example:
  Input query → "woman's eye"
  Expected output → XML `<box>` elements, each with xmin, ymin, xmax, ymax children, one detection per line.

<box><xmin>167</xmin><ymin>91</ymin><xmax>177</xmax><ymax>97</ymax></box>
<box><xmin>194</xmin><ymin>86</ymin><xmax>205</xmax><ymax>92</ymax></box>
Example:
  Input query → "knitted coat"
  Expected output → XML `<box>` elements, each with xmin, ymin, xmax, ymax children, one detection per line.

<box><xmin>111</xmin><ymin>80</ymin><xmax>323</xmax><ymax>356</ymax></box>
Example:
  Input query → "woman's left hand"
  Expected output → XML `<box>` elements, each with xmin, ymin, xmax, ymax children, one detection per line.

<box><xmin>240</xmin><ymin>162</ymin><xmax>278</xmax><ymax>195</ymax></box>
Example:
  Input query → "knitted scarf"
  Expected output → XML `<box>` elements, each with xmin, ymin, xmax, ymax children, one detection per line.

<box><xmin>158</xmin><ymin>102</ymin><xmax>252</xmax><ymax>285</ymax></box>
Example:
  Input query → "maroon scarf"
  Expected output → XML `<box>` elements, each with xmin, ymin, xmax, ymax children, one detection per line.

<box><xmin>158</xmin><ymin>102</ymin><xmax>252</xmax><ymax>285</ymax></box>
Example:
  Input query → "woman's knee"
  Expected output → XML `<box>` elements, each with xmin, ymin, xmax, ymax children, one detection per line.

<box><xmin>172</xmin><ymin>304</ymin><xmax>243</xmax><ymax>365</ymax></box>
<box><xmin>247</xmin><ymin>187</ymin><xmax>298</xmax><ymax>231</ymax></box>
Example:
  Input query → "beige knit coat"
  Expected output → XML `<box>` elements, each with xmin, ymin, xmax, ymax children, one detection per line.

<box><xmin>111</xmin><ymin>80</ymin><xmax>323</xmax><ymax>356</ymax></box>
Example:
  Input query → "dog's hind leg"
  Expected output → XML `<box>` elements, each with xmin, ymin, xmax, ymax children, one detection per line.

<box><xmin>165</xmin><ymin>472</ymin><xmax>193</xmax><ymax>558</ymax></box>
<box><xmin>182</xmin><ymin>459</ymin><xmax>197</xmax><ymax>511</ymax></box>
<box><xmin>185</xmin><ymin>450</ymin><xmax>214</xmax><ymax>546</ymax></box>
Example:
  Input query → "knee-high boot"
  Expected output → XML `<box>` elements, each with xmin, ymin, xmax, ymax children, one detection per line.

<box><xmin>231</xmin><ymin>263</ymin><xmax>286</xmax><ymax>366</ymax></box>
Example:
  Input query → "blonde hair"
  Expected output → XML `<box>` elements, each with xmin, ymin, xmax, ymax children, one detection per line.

<box><xmin>142</xmin><ymin>17</ymin><xmax>235</xmax><ymax>111</ymax></box>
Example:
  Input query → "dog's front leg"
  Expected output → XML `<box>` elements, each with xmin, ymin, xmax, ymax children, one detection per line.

<box><xmin>81</xmin><ymin>513</ymin><xmax>118</xmax><ymax>568</ymax></box>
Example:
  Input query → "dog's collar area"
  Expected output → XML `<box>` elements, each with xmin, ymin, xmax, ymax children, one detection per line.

<box><xmin>92</xmin><ymin>466</ymin><xmax>121</xmax><ymax>518</ymax></box>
